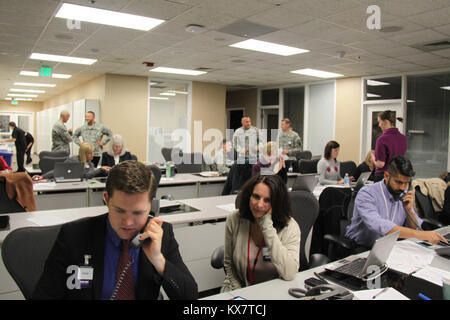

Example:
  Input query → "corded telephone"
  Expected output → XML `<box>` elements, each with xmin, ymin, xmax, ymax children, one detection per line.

<box><xmin>130</xmin><ymin>214</ymin><xmax>154</xmax><ymax>249</ymax></box>
<box><xmin>288</xmin><ymin>284</ymin><xmax>354</xmax><ymax>300</ymax></box>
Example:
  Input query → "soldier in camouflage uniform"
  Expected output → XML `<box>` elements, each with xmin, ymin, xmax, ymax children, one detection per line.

<box><xmin>278</xmin><ymin>118</ymin><xmax>302</xmax><ymax>171</ymax></box>
<box><xmin>51</xmin><ymin>110</ymin><xmax>72</xmax><ymax>155</ymax></box>
<box><xmin>74</xmin><ymin>111</ymin><xmax>113</xmax><ymax>167</ymax></box>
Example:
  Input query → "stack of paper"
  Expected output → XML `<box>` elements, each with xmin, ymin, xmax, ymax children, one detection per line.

<box><xmin>412</xmin><ymin>266</ymin><xmax>450</xmax><ymax>287</ymax></box>
<box><xmin>216</xmin><ymin>203</ymin><xmax>236</xmax><ymax>212</ymax></box>
<box><xmin>353</xmin><ymin>288</ymin><xmax>409</xmax><ymax>300</ymax></box>
<box><xmin>387</xmin><ymin>240</ymin><xmax>436</xmax><ymax>274</ymax></box>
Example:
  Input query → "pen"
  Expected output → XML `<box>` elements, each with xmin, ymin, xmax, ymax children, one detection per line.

<box><xmin>372</xmin><ymin>287</ymin><xmax>389</xmax><ymax>299</ymax></box>
<box><xmin>418</xmin><ymin>293</ymin><xmax>431</xmax><ymax>300</ymax></box>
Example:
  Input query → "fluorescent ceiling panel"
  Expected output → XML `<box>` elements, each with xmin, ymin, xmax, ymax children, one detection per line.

<box><xmin>14</xmin><ymin>82</ymin><xmax>56</xmax><ymax>87</ymax></box>
<box><xmin>20</xmin><ymin>71</ymin><xmax>72</xmax><ymax>79</ymax></box>
<box><xmin>150</xmin><ymin>97</ymin><xmax>169</xmax><ymax>100</ymax></box>
<box><xmin>56</xmin><ymin>3</ymin><xmax>165</xmax><ymax>31</ymax></box>
<box><xmin>230</xmin><ymin>39</ymin><xmax>308</xmax><ymax>56</ymax></box>
<box><xmin>150</xmin><ymin>67</ymin><xmax>206</xmax><ymax>76</ymax></box>
<box><xmin>10</xmin><ymin>88</ymin><xmax>45</xmax><ymax>93</ymax></box>
<box><xmin>167</xmin><ymin>90</ymin><xmax>189</xmax><ymax>95</ymax></box>
<box><xmin>290</xmin><ymin>68</ymin><xmax>344</xmax><ymax>78</ymax></box>
<box><xmin>4</xmin><ymin>97</ymin><xmax>32</xmax><ymax>101</ymax></box>
<box><xmin>7</xmin><ymin>93</ymin><xmax>38</xmax><ymax>98</ymax></box>
<box><xmin>441</xmin><ymin>86</ymin><xmax>450</xmax><ymax>90</ymax></box>
<box><xmin>160</xmin><ymin>92</ymin><xmax>176</xmax><ymax>96</ymax></box>
<box><xmin>366</xmin><ymin>93</ymin><xmax>381</xmax><ymax>98</ymax></box>
<box><xmin>30</xmin><ymin>53</ymin><xmax>97</xmax><ymax>65</ymax></box>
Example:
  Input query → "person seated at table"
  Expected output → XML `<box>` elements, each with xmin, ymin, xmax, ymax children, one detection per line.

<box><xmin>101</xmin><ymin>134</ymin><xmax>135</xmax><ymax>167</ymax></box>
<box><xmin>317</xmin><ymin>140</ymin><xmax>345</xmax><ymax>185</ymax></box>
<box><xmin>210</xmin><ymin>139</ymin><xmax>234</xmax><ymax>176</ymax></box>
<box><xmin>252</xmin><ymin>141</ymin><xmax>287</xmax><ymax>183</ymax></box>
<box><xmin>33</xmin><ymin>143</ymin><xmax>109</xmax><ymax>181</ymax></box>
<box><xmin>345</xmin><ymin>156</ymin><xmax>448</xmax><ymax>249</ymax></box>
<box><xmin>221</xmin><ymin>174</ymin><xmax>300</xmax><ymax>292</ymax></box>
<box><xmin>353</xmin><ymin>150</ymin><xmax>376</xmax><ymax>181</ymax></box>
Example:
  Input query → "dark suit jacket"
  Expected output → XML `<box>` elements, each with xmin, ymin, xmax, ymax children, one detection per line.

<box><xmin>32</xmin><ymin>214</ymin><xmax>198</xmax><ymax>300</ymax></box>
<box><xmin>101</xmin><ymin>152</ymin><xmax>134</xmax><ymax>167</ymax></box>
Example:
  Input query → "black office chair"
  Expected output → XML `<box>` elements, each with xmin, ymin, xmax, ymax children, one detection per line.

<box><xmin>310</xmin><ymin>186</ymin><xmax>353</xmax><ymax>259</ymax></box>
<box><xmin>39</xmin><ymin>156</ymin><xmax>68</xmax><ymax>174</ymax></box>
<box><xmin>340</xmin><ymin>161</ymin><xmax>357</xmax><ymax>177</ymax></box>
<box><xmin>296</xmin><ymin>150</ymin><xmax>312</xmax><ymax>160</ymax></box>
<box><xmin>289</xmin><ymin>191</ymin><xmax>329</xmax><ymax>270</ymax></box>
<box><xmin>414</xmin><ymin>186</ymin><xmax>444</xmax><ymax>230</ymax></box>
<box><xmin>175</xmin><ymin>153</ymin><xmax>203</xmax><ymax>174</ymax></box>
<box><xmin>146</xmin><ymin>165</ymin><xmax>162</xmax><ymax>214</ymax></box>
<box><xmin>161</xmin><ymin>147</ymin><xmax>182</xmax><ymax>163</ymax></box>
<box><xmin>297</xmin><ymin>158</ymin><xmax>319</xmax><ymax>174</ymax></box>
<box><xmin>221</xmin><ymin>163</ymin><xmax>253</xmax><ymax>195</ymax></box>
<box><xmin>130</xmin><ymin>154</ymin><xmax>138</xmax><ymax>161</ymax></box>
<box><xmin>210</xmin><ymin>245</ymin><xmax>225</xmax><ymax>271</ymax></box>
<box><xmin>2</xmin><ymin>224</ymin><xmax>62</xmax><ymax>299</ymax></box>
<box><xmin>38</xmin><ymin>151</ymin><xmax>69</xmax><ymax>160</ymax></box>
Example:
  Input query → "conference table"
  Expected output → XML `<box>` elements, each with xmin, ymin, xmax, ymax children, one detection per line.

<box><xmin>32</xmin><ymin>172</ymin><xmax>302</xmax><ymax>210</ymax></box>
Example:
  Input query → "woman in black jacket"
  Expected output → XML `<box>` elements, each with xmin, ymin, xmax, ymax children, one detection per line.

<box><xmin>101</xmin><ymin>134</ymin><xmax>135</xmax><ymax>167</ymax></box>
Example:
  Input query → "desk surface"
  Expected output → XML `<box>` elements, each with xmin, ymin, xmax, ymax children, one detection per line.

<box><xmin>0</xmin><ymin>195</ymin><xmax>237</xmax><ymax>243</ymax></box>
<box><xmin>203</xmin><ymin>226</ymin><xmax>450</xmax><ymax>300</ymax></box>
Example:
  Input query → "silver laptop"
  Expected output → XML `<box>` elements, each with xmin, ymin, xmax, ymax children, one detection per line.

<box><xmin>350</xmin><ymin>171</ymin><xmax>372</xmax><ymax>188</ymax></box>
<box><xmin>292</xmin><ymin>173</ymin><xmax>318</xmax><ymax>192</ymax></box>
<box><xmin>325</xmin><ymin>230</ymin><xmax>400</xmax><ymax>279</ymax></box>
<box><xmin>54</xmin><ymin>162</ymin><xmax>84</xmax><ymax>183</ymax></box>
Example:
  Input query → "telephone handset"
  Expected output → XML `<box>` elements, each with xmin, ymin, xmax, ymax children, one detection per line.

<box><xmin>399</xmin><ymin>180</ymin><xmax>412</xmax><ymax>202</ymax></box>
<box><xmin>288</xmin><ymin>284</ymin><xmax>354</xmax><ymax>300</ymax></box>
<box><xmin>130</xmin><ymin>214</ymin><xmax>154</xmax><ymax>249</ymax></box>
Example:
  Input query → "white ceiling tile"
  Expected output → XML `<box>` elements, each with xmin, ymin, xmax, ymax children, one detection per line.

<box><xmin>246</xmin><ymin>7</ymin><xmax>313</xmax><ymax>29</ymax></box>
<box><xmin>390</xmin><ymin>29</ymin><xmax>448</xmax><ymax>46</ymax></box>
<box><xmin>121</xmin><ymin>0</ymin><xmax>191</xmax><ymax>20</ymax></box>
<box><xmin>358</xmin><ymin>0</ymin><xmax>450</xmax><ymax>18</ymax></box>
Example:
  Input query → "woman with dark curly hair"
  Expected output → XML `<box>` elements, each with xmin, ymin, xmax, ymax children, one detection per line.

<box><xmin>221</xmin><ymin>174</ymin><xmax>300</xmax><ymax>292</ymax></box>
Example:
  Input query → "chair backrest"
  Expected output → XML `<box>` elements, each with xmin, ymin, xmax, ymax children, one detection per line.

<box><xmin>39</xmin><ymin>156</ymin><xmax>68</xmax><ymax>174</ymax></box>
<box><xmin>0</xmin><ymin>180</ymin><xmax>26</xmax><ymax>214</ymax></box>
<box><xmin>38</xmin><ymin>151</ymin><xmax>69</xmax><ymax>160</ymax></box>
<box><xmin>295</xmin><ymin>150</ymin><xmax>312</xmax><ymax>160</ymax></box>
<box><xmin>175</xmin><ymin>153</ymin><xmax>203</xmax><ymax>173</ymax></box>
<box><xmin>340</xmin><ymin>161</ymin><xmax>357</xmax><ymax>177</ymax></box>
<box><xmin>297</xmin><ymin>158</ymin><xmax>319</xmax><ymax>174</ymax></box>
<box><xmin>1</xmin><ymin>225</ymin><xmax>62</xmax><ymax>299</ymax></box>
<box><xmin>210</xmin><ymin>245</ymin><xmax>224</xmax><ymax>270</ymax></box>
<box><xmin>130</xmin><ymin>154</ymin><xmax>137</xmax><ymax>161</ymax></box>
<box><xmin>161</xmin><ymin>147</ymin><xmax>182</xmax><ymax>162</ymax></box>
<box><xmin>289</xmin><ymin>190</ymin><xmax>320</xmax><ymax>271</ymax></box>
<box><xmin>415</xmin><ymin>186</ymin><xmax>437</xmax><ymax>220</ymax></box>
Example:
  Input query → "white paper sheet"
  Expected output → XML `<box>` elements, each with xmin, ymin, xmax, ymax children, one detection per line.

<box><xmin>387</xmin><ymin>240</ymin><xmax>436</xmax><ymax>274</ymax></box>
<box><xmin>412</xmin><ymin>266</ymin><xmax>450</xmax><ymax>287</ymax></box>
<box><xmin>353</xmin><ymin>288</ymin><xmax>409</xmax><ymax>300</ymax></box>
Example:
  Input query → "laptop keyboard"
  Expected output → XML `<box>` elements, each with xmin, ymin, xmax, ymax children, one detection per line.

<box><xmin>333</xmin><ymin>258</ymin><xmax>367</xmax><ymax>277</ymax></box>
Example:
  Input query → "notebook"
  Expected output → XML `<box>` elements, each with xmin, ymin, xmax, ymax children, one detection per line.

<box><xmin>54</xmin><ymin>162</ymin><xmax>84</xmax><ymax>183</ymax></box>
<box><xmin>291</xmin><ymin>173</ymin><xmax>318</xmax><ymax>192</ymax></box>
<box><xmin>325</xmin><ymin>230</ymin><xmax>400</xmax><ymax>280</ymax></box>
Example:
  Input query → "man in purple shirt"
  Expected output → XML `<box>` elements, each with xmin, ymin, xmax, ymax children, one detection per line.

<box><xmin>374</xmin><ymin>110</ymin><xmax>407</xmax><ymax>182</ymax></box>
<box><xmin>346</xmin><ymin>156</ymin><xmax>447</xmax><ymax>248</ymax></box>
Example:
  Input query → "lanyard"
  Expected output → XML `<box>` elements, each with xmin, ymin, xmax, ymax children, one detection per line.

<box><xmin>247</xmin><ymin>229</ymin><xmax>264</xmax><ymax>285</ymax></box>
<box><xmin>380</xmin><ymin>182</ymin><xmax>398</xmax><ymax>222</ymax></box>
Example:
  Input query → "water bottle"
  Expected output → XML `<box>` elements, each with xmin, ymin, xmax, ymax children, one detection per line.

<box><xmin>344</xmin><ymin>173</ymin><xmax>350</xmax><ymax>187</ymax></box>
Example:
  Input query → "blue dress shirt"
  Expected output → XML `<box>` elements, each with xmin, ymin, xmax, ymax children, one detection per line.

<box><xmin>101</xmin><ymin>218</ymin><xmax>140</xmax><ymax>300</ymax></box>
<box><xmin>345</xmin><ymin>180</ymin><xmax>423</xmax><ymax>248</ymax></box>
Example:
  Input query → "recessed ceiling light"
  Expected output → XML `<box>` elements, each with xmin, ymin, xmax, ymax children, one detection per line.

<box><xmin>30</xmin><ymin>53</ymin><xmax>97</xmax><ymax>65</ymax></box>
<box><xmin>290</xmin><ymin>68</ymin><xmax>344</xmax><ymax>78</ymax></box>
<box><xmin>14</xmin><ymin>82</ymin><xmax>56</xmax><ymax>87</ymax></box>
<box><xmin>367</xmin><ymin>80</ymin><xmax>390</xmax><ymax>86</ymax></box>
<box><xmin>150</xmin><ymin>67</ymin><xmax>206</xmax><ymax>76</ymax></box>
<box><xmin>55</xmin><ymin>3</ymin><xmax>165</xmax><ymax>31</ymax></box>
<box><xmin>441</xmin><ymin>86</ymin><xmax>450</xmax><ymax>90</ymax></box>
<box><xmin>20</xmin><ymin>71</ymin><xmax>39</xmax><ymax>77</ymax></box>
<box><xmin>185</xmin><ymin>24</ymin><xmax>206</xmax><ymax>33</ymax></box>
<box><xmin>150</xmin><ymin>96</ymin><xmax>169</xmax><ymax>100</ymax></box>
<box><xmin>230</xmin><ymin>39</ymin><xmax>309</xmax><ymax>56</ymax></box>
<box><xmin>7</xmin><ymin>93</ymin><xmax>38</xmax><ymax>98</ymax></box>
<box><xmin>10</xmin><ymin>88</ymin><xmax>45</xmax><ymax>93</ymax></box>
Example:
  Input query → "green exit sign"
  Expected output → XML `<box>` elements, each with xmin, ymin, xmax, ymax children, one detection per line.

<box><xmin>40</xmin><ymin>66</ymin><xmax>52</xmax><ymax>77</ymax></box>
<box><xmin>11</xmin><ymin>100</ymin><xmax>18</xmax><ymax>105</ymax></box>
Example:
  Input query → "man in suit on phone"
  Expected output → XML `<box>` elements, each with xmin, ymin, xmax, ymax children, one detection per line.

<box><xmin>33</xmin><ymin>160</ymin><xmax>198</xmax><ymax>300</ymax></box>
<box><xmin>345</xmin><ymin>156</ymin><xmax>448</xmax><ymax>249</ymax></box>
